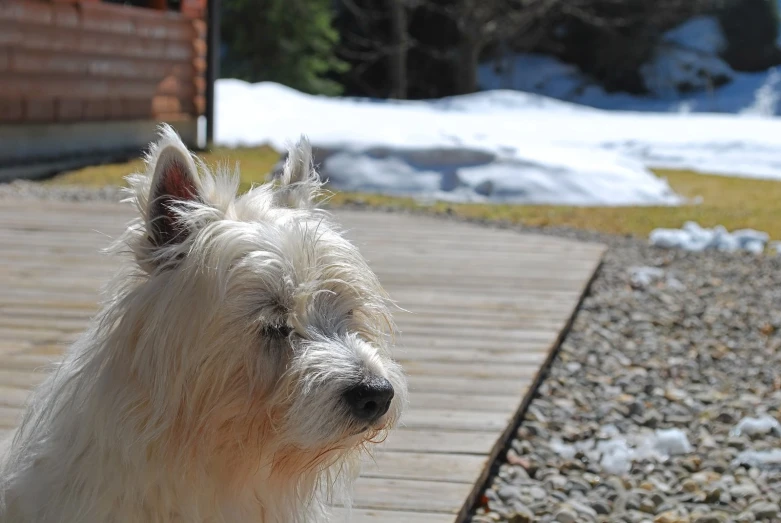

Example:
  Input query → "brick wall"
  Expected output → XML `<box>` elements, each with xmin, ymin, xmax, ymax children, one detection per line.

<box><xmin>0</xmin><ymin>0</ymin><xmax>207</xmax><ymax>124</ymax></box>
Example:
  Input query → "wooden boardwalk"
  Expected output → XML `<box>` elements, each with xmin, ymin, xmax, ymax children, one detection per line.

<box><xmin>0</xmin><ymin>200</ymin><xmax>605</xmax><ymax>522</ymax></box>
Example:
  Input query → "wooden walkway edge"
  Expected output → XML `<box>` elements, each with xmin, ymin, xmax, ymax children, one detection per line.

<box><xmin>0</xmin><ymin>200</ymin><xmax>606</xmax><ymax>522</ymax></box>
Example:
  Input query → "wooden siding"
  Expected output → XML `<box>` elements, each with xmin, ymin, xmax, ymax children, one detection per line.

<box><xmin>0</xmin><ymin>0</ymin><xmax>207</xmax><ymax>124</ymax></box>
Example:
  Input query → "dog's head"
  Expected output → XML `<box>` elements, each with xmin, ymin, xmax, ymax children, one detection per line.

<box><xmin>119</xmin><ymin>125</ymin><xmax>406</xmax><ymax>478</ymax></box>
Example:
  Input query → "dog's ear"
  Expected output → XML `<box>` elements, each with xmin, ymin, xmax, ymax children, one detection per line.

<box><xmin>146</xmin><ymin>140</ymin><xmax>202</xmax><ymax>247</ymax></box>
<box><xmin>274</xmin><ymin>136</ymin><xmax>323</xmax><ymax>209</ymax></box>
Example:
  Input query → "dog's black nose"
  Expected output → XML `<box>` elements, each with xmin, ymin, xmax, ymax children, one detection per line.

<box><xmin>343</xmin><ymin>377</ymin><xmax>394</xmax><ymax>423</ymax></box>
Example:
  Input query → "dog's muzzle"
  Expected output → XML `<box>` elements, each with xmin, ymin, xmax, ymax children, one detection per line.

<box><xmin>343</xmin><ymin>376</ymin><xmax>394</xmax><ymax>424</ymax></box>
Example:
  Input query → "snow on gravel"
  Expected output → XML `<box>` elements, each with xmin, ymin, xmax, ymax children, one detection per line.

<box><xmin>650</xmin><ymin>222</ymin><xmax>771</xmax><ymax>253</ymax></box>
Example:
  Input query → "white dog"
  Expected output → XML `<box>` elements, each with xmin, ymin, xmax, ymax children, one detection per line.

<box><xmin>0</xmin><ymin>126</ymin><xmax>407</xmax><ymax>522</ymax></box>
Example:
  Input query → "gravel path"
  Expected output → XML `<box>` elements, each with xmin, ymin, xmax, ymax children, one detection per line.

<box><xmin>4</xmin><ymin>182</ymin><xmax>781</xmax><ymax>523</ymax></box>
<box><xmin>469</xmin><ymin>234</ymin><xmax>781</xmax><ymax>523</ymax></box>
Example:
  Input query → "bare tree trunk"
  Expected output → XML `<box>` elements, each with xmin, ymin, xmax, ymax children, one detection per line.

<box><xmin>387</xmin><ymin>0</ymin><xmax>408</xmax><ymax>98</ymax></box>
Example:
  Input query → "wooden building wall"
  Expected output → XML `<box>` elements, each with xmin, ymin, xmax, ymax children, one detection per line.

<box><xmin>0</xmin><ymin>0</ymin><xmax>209</xmax><ymax>179</ymax></box>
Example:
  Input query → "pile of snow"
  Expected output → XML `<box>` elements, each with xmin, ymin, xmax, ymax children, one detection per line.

<box><xmin>732</xmin><ymin>416</ymin><xmax>781</xmax><ymax>437</ymax></box>
<box><xmin>628</xmin><ymin>266</ymin><xmax>666</xmax><ymax>288</ymax></box>
<box><xmin>550</xmin><ymin>426</ymin><xmax>692</xmax><ymax>476</ymax></box>
<box><xmin>628</xmin><ymin>266</ymin><xmax>685</xmax><ymax>290</ymax></box>
<box><xmin>649</xmin><ymin>222</ymin><xmax>770</xmax><ymax>253</ymax></box>
<box><xmin>217</xmin><ymin>81</ymin><xmax>681</xmax><ymax>205</ymax></box>
<box><xmin>734</xmin><ymin>449</ymin><xmax>781</xmax><ymax>469</ymax></box>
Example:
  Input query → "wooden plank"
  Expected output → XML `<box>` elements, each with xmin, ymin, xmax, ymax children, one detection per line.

<box><xmin>406</xmin><ymin>374</ymin><xmax>533</xmax><ymax>395</ymax></box>
<box><xmin>401</xmin><ymin>360</ymin><xmax>541</xmax><ymax>380</ymax></box>
<box><xmin>402</xmin><ymin>391</ymin><xmax>523</xmax><ymax>411</ymax></box>
<box><xmin>0</xmin><ymin>353</ymin><xmax>59</xmax><ymax>372</ymax></box>
<box><xmin>361</xmin><ymin>452</ymin><xmax>488</xmax><ymax>483</ymax></box>
<box><xmin>0</xmin><ymin>387</ymin><xmax>32</xmax><ymax>409</ymax></box>
<box><xmin>398</xmin><ymin>326</ymin><xmax>558</xmax><ymax>343</ymax></box>
<box><xmin>0</xmin><ymin>370</ymin><xmax>47</xmax><ymax>390</ymax></box>
<box><xmin>396</xmin><ymin>348</ymin><xmax>546</xmax><ymax>365</ymax></box>
<box><xmin>401</xmin><ymin>408</ymin><xmax>513</xmax><ymax>432</ymax></box>
<box><xmin>352</xmin><ymin>478</ymin><xmax>471</xmax><ymax>513</ymax></box>
<box><xmin>0</xmin><ymin>406</ymin><xmax>23</xmax><ymax>429</ymax></box>
<box><xmin>328</xmin><ymin>507</ymin><xmax>454</xmax><ymax>523</ymax></box>
<box><xmin>381</xmin><ymin>428</ymin><xmax>498</xmax><ymax>455</ymax></box>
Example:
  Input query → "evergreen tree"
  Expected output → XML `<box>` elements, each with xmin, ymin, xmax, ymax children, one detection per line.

<box><xmin>221</xmin><ymin>0</ymin><xmax>348</xmax><ymax>95</ymax></box>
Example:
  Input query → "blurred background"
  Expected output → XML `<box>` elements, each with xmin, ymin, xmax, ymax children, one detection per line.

<box><xmin>4</xmin><ymin>0</ymin><xmax>781</xmax><ymax>246</ymax></box>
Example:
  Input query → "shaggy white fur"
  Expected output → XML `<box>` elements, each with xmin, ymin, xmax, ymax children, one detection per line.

<box><xmin>0</xmin><ymin>125</ymin><xmax>407</xmax><ymax>523</ymax></box>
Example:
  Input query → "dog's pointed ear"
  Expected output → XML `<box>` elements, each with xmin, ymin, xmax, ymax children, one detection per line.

<box><xmin>146</xmin><ymin>141</ymin><xmax>202</xmax><ymax>247</ymax></box>
<box><xmin>274</xmin><ymin>136</ymin><xmax>323</xmax><ymax>209</ymax></box>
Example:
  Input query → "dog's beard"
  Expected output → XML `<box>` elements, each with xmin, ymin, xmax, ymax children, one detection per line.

<box><xmin>272</xmin><ymin>333</ymin><xmax>405</xmax><ymax>451</ymax></box>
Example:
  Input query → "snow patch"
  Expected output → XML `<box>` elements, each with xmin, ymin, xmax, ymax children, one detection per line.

<box><xmin>217</xmin><ymin>80</ymin><xmax>682</xmax><ymax>205</ymax></box>
<box><xmin>734</xmin><ymin>449</ymin><xmax>781</xmax><ymax>469</ymax></box>
<box><xmin>629</xmin><ymin>266</ymin><xmax>666</xmax><ymax>289</ymax></box>
<box><xmin>318</xmin><ymin>145</ymin><xmax>680</xmax><ymax>205</ymax></box>
<box><xmin>550</xmin><ymin>427</ymin><xmax>693</xmax><ymax>476</ymax></box>
<box><xmin>218</xmin><ymin>75</ymin><xmax>781</xmax><ymax>199</ymax></box>
<box><xmin>732</xmin><ymin>416</ymin><xmax>781</xmax><ymax>437</ymax></box>
<box><xmin>650</xmin><ymin>222</ymin><xmax>770</xmax><ymax>253</ymax></box>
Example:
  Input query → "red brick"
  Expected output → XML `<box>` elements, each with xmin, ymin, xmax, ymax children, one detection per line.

<box><xmin>0</xmin><ymin>98</ymin><xmax>23</xmax><ymax>122</ymax></box>
<box><xmin>0</xmin><ymin>48</ymin><xmax>8</xmax><ymax>72</ymax></box>
<box><xmin>24</xmin><ymin>98</ymin><xmax>55</xmax><ymax>122</ymax></box>
<box><xmin>55</xmin><ymin>99</ymin><xmax>83</xmax><ymax>121</ymax></box>
<box><xmin>0</xmin><ymin>1</ymin><xmax>52</xmax><ymax>25</ymax></box>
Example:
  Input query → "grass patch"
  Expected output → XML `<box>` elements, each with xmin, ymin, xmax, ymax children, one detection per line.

<box><xmin>47</xmin><ymin>146</ymin><xmax>781</xmax><ymax>239</ymax></box>
<box><xmin>46</xmin><ymin>146</ymin><xmax>280</xmax><ymax>195</ymax></box>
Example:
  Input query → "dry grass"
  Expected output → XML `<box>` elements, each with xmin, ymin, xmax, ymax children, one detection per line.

<box><xmin>47</xmin><ymin>146</ymin><xmax>280</xmax><ymax>195</ymax></box>
<box><xmin>48</xmin><ymin>146</ymin><xmax>781</xmax><ymax>239</ymax></box>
